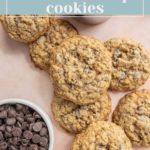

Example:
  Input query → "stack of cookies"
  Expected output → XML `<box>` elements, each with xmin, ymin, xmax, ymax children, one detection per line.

<box><xmin>1</xmin><ymin>15</ymin><xmax>150</xmax><ymax>150</ymax></box>
<box><xmin>50</xmin><ymin>36</ymin><xmax>112</xmax><ymax>133</ymax></box>
<box><xmin>49</xmin><ymin>35</ymin><xmax>150</xmax><ymax>149</ymax></box>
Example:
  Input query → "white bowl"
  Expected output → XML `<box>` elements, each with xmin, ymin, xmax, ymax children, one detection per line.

<box><xmin>0</xmin><ymin>98</ymin><xmax>54</xmax><ymax>150</ymax></box>
<box><xmin>77</xmin><ymin>16</ymin><xmax>111</xmax><ymax>25</ymax></box>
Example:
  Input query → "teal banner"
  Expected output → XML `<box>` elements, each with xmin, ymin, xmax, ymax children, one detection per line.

<box><xmin>0</xmin><ymin>0</ymin><xmax>149</xmax><ymax>15</ymax></box>
<box><xmin>0</xmin><ymin>0</ymin><xmax>6</xmax><ymax>14</ymax></box>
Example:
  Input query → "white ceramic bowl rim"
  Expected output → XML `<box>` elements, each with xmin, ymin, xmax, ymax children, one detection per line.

<box><xmin>0</xmin><ymin>98</ymin><xmax>54</xmax><ymax>150</ymax></box>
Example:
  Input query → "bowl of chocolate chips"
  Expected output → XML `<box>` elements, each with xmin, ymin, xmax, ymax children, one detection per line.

<box><xmin>0</xmin><ymin>98</ymin><xmax>54</xmax><ymax>150</ymax></box>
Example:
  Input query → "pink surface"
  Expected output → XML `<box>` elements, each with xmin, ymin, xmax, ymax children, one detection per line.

<box><xmin>0</xmin><ymin>16</ymin><xmax>150</xmax><ymax>150</ymax></box>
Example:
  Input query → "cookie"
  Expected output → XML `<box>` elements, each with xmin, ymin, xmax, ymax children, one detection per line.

<box><xmin>29</xmin><ymin>19</ymin><xmax>78</xmax><ymax>70</ymax></box>
<box><xmin>71</xmin><ymin>121</ymin><xmax>132</xmax><ymax>150</ymax></box>
<box><xmin>51</xmin><ymin>92</ymin><xmax>111</xmax><ymax>133</ymax></box>
<box><xmin>50</xmin><ymin>35</ymin><xmax>112</xmax><ymax>105</ymax></box>
<box><xmin>0</xmin><ymin>15</ymin><xmax>4</xmax><ymax>22</ymax></box>
<box><xmin>104</xmin><ymin>38</ymin><xmax>150</xmax><ymax>91</ymax></box>
<box><xmin>2</xmin><ymin>15</ymin><xmax>50</xmax><ymax>43</ymax></box>
<box><xmin>113</xmin><ymin>89</ymin><xmax>150</xmax><ymax>146</ymax></box>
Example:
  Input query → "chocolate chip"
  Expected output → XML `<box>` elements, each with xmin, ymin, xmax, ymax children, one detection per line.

<box><xmin>29</xmin><ymin>144</ymin><xmax>38</xmax><ymax>150</ymax></box>
<box><xmin>8</xmin><ymin>107</ymin><xmax>16</xmax><ymax>117</ymax></box>
<box><xmin>6</xmin><ymin>118</ymin><xmax>16</xmax><ymax>125</ymax></box>
<box><xmin>19</xmin><ymin>146</ymin><xmax>26</xmax><ymax>150</ymax></box>
<box><xmin>26</xmin><ymin>117</ymin><xmax>35</xmax><ymax>123</ymax></box>
<box><xmin>41</xmin><ymin>121</ymin><xmax>46</xmax><ymax>127</ymax></box>
<box><xmin>0</xmin><ymin>125</ymin><xmax>5</xmax><ymax>131</ymax></box>
<box><xmin>40</xmin><ymin>127</ymin><xmax>48</xmax><ymax>136</ymax></box>
<box><xmin>29</xmin><ymin>123</ymin><xmax>34</xmax><ymax>131</ymax></box>
<box><xmin>32</xmin><ymin>134</ymin><xmax>41</xmax><ymax>144</ymax></box>
<box><xmin>0</xmin><ymin>131</ymin><xmax>4</xmax><ymax>140</ymax></box>
<box><xmin>22</xmin><ymin>106</ymin><xmax>30</xmax><ymax>114</ymax></box>
<box><xmin>16</xmin><ymin>117</ymin><xmax>24</xmax><ymax>123</ymax></box>
<box><xmin>5</xmin><ymin>131</ymin><xmax>12</xmax><ymax>138</ymax></box>
<box><xmin>0</xmin><ymin>120</ymin><xmax>2</xmax><ymax>125</ymax></box>
<box><xmin>8</xmin><ymin>138</ymin><xmax>13</xmax><ymax>144</ymax></box>
<box><xmin>0</xmin><ymin>106</ymin><xmax>5</xmax><ymax>111</ymax></box>
<box><xmin>39</xmin><ymin>147</ymin><xmax>46</xmax><ymax>150</ymax></box>
<box><xmin>11</xmin><ymin>137</ymin><xmax>20</xmax><ymax>145</ymax></box>
<box><xmin>40</xmin><ymin>137</ymin><xmax>48</xmax><ymax>147</ymax></box>
<box><xmin>23</xmin><ymin>130</ymin><xmax>33</xmax><ymax>140</ymax></box>
<box><xmin>0</xmin><ymin>141</ymin><xmax>7</xmax><ymax>150</ymax></box>
<box><xmin>9</xmin><ymin>145</ymin><xmax>17</xmax><ymax>150</ymax></box>
<box><xmin>12</xmin><ymin>127</ymin><xmax>22</xmax><ymax>137</ymax></box>
<box><xmin>25</xmin><ymin>114</ymin><xmax>32</xmax><ymax>118</ymax></box>
<box><xmin>17</xmin><ymin>112</ymin><xmax>24</xmax><ymax>117</ymax></box>
<box><xmin>21</xmin><ymin>138</ymin><xmax>29</xmax><ymax>146</ymax></box>
<box><xmin>33</xmin><ymin>122</ymin><xmax>42</xmax><ymax>132</ymax></box>
<box><xmin>33</xmin><ymin>112</ymin><xmax>41</xmax><ymax>119</ymax></box>
<box><xmin>16</xmin><ymin>121</ymin><xmax>22</xmax><ymax>128</ymax></box>
<box><xmin>0</xmin><ymin>110</ymin><xmax>7</xmax><ymax>119</ymax></box>
<box><xmin>16</xmin><ymin>104</ymin><xmax>23</xmax><ymax>111</ymax></box>
<box><xmin>6</xmin><ymin>126</ymin><xmax>12</xmax><ymax>132</ymax></box>
<box><xmin>22</xmin><ymin>122</ymin><xmax>28</xmax><ymax>130</ymax></box>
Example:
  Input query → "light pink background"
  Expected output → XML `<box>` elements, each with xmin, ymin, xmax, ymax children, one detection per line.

<box><xmin>0</xmin><ymin>16</ymin><xmax>150</xmax><ymax>150</ymax></box>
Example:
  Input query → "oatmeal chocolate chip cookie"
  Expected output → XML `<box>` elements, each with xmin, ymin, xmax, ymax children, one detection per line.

<box><xmin>51</xmin><ymin>92</ymin><xmax>111</xmax><ymax>133</ymax></box>
<box><xmin>0</xmin><ymin>15</ymin><xmax>4</xmax><ymax>22</ymax></box>
<box><xmin>113</xmin><ymin>89</ymin><xmax>150</xmax><ymax>146</ymax></box>
<box><xmin>50</xmin><ymin>35</ymin><xmax>112</xmax><ymax>105</ymax></box>
<box><xmin>71</xmin><ymin>121</ymin><xmax>132</xmax><ymax>150</ymax></box>
<box><xmin>2</xmin><ymin>15</ymin><xmax>50</xmax><ymax>43</ymax></box>
<box><xmin>30</xmin><ymin>19</ymin><xmax>78</xmax><ymax>70</ymax></box>
<box><xmin>104</xmin><ymin>38</ymin><xmax>150</xmax><ymax>91</ymax></box>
